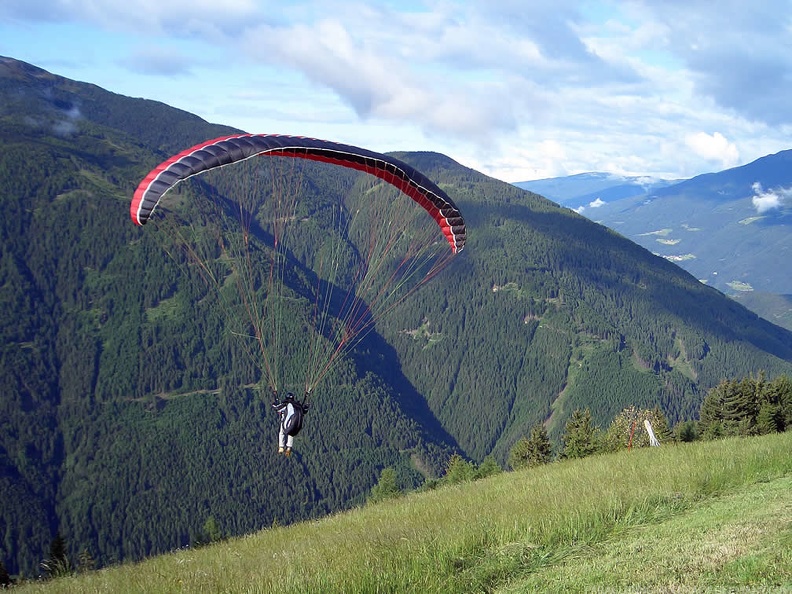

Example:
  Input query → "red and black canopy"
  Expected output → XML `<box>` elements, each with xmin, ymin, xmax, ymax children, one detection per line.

<box><xmin>131</xmin><ymin>133</ymin><xmax>466</xmax><ymax>253</ymax></box>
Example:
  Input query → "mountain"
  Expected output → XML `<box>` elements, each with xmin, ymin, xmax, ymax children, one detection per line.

<box><xmin>588</xmin><ymin>151</ymin><xmax>792</xmax><ymax>296</ymax></box>
<box><xmin>514</xmin><ymin>172</ymin><xmax>681</xmax><ymax>211</ymax></box>
<box><xmin>3</xmin><ymin>55</ymin><xmax>792</xmax><ymax>576</ymax></box>
<box><xmin>519</xmin><ymin>154</ymin><xmax>792</xmax><ymax>330</ymax></box>
<box><xmin>0</xmin><ymin>56</ymin><xmax>457</xmax><ymax>576</ymax></box>
<box><xmin>731</xmin><ymin>292</ymin><xmax>792</xmax><ymax>332</ymax></box>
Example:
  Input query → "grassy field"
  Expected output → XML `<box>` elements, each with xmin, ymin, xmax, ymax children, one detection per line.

<box><xmin>17</xmin><ymin>432</ymin><xmax>792</xmax><ymax>593</ymax></box>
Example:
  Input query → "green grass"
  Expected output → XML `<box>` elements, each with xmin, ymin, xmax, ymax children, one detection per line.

<box><xmin>18</xmin><ymin>433</ymin><xmax>792</xmax><ymax>593</ymax></box>
<box><xmin>503</xmin><ymin>476</ymin><xmax>792</xmax><ymax>593</ymax></box>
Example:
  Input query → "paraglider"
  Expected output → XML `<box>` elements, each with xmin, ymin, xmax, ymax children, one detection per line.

<box><xmin>131</xmin><ymin>133</ymin><xmax>466</xmax><ymax>451</ymax></box>
<box><xmin>272</xmin><ymin>391</ymin><xmax>309</xmax><ymax>456</ymax></box>
<box><xmin>131</xmin><ymin>133</ymin><xmax>465</xmax><ymax>253</ymax></box>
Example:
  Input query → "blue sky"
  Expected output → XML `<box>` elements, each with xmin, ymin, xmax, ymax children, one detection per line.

<box><xmin>1</xmin><ymin>0</ymin><xmax>791</xmax><ymax>182</ymax></box>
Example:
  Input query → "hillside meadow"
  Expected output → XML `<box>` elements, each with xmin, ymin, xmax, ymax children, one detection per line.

<box><xmin>15</xmin><ymin>432</ymin><xmax>792</xmax><ymax>593</ymax></box>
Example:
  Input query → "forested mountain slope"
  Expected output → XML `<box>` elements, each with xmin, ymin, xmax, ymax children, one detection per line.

<box><xmin>515</xmin><ymin>157</ymin><xmax>792</xmax><ymax>331</ymax></box>
<box><xmin>2</xmin><ymin>56</ymin><xmax>792</xmax><ymax>576</ymax></box>
<box><xmin>386</xmin><ymin>161</ymin><xmax>792</xmax><ymax>458</ymax></box>
<box><xmin>0</xmin><ymin>56</ymin><xmax>455</xmax><ymax>575</ymax></box>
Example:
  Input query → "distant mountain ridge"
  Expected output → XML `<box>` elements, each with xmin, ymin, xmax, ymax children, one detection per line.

<box><xmin>515</xmin><ymin>172</ymin><xmax>681</xmax><ymax>211</ymax></box>
<box><xmin>515</xmin><ymin>152</ymin><xmax>792</xmax><ymax>329</ymax></box>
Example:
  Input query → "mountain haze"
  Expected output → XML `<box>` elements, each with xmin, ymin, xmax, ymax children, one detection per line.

<box><xmin>2</xmin><ymin>56</ymin><xmax>792</xmax><ymax>576</ymax></box>
<box><xmin>515</xmin><ymin>172</ymin><xmax>681</xmax><ymax>211</ymax></box>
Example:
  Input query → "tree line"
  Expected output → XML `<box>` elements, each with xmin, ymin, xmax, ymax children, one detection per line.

<box><xmin>368</xmin><ymin>372</ymin><xmax>792</xmax><ymax>498</ymax></box>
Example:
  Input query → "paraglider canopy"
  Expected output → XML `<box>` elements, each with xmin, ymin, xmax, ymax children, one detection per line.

<box><xmin>131</xmin><ymin>133</ymin><xmax>466</xmax><ymax>396</ymax></box>
<box><xmin>132</xmin><ymin>133</ymin><xmax>466</xmax><ymax>253</ymax></box>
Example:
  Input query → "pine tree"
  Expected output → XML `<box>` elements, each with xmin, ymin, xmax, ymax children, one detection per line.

<box><xmin>49</xmin><ymin>532</ymin><xmax>68</xmax><ymax>567</ymax></box>
<box><xmin>755</xmin><ymin>402</ymin><xmax>781</xmax><ymax>435</ymax></box>
<box><xmin>699</xmin><ymin>373</ymin><xmax>784</xmax><ymax>438</ymax></box>
<box><xmin>368</xmin><ymin>467</ymin><xmax>401</xmax><ymax>503</ymax></box>
<box><xmin>528</xmin><ymin>424</ymin><xmax>553</xmax><ymax>465</ymax></box>
<box><xmin>759</xmin><ymin>374</ymin><xmax>792</xmax><ymax>433</ymax></box>
<box><xmin>202</xmin><ymin>516</ymin><xmax>222</xmax><ymax>544</ymax></box>
<box><xmin>727</xmin><ymin>376</ymin><xmax>760</xmax><ymax>434</ymax></box>
<box><xmin>41</xmin><ymin>532</ymin><xmax>72</xmax><ymax>579</ymax></box>
<box><xmin>673</xmin><ymin>419</ymin><xmax>699</xmax><ymax>442</ymax></box>
<box><xmin>775</xmin><ymin>375</ymin><xmax>792</xmax><ymax>430</ymax></box>
<box><xmin>442</xmin><ymin>454</ymin><xmax>475</xmax><ymax>485</ymax></box>
<box><xmin>699</xmin><ymin>380</ymin><xmax>731</xmax><ymax>438</ymax></box>
<box><xmin>508</xmin><ymin>437</ymin><xmax>531</xmax><ymax>470</ymax></box>
<box><xmin>509</xmin><ymin>424</ymin><xmax>552</xmax><ymax>470</ymax></box>
<box><xmin>475</xmin><ymin>455</ymin><xmax>503</xmax><ymax>479</ymax></box>
<box><xmin>77</xmin><ymin>548</ymin><xmax>96</xmax><ymax>574</ymax></box>
<box><xmin>560</xmin><ymin>409</ymin><xmax>600</xmax><ymax>459</ymax></box>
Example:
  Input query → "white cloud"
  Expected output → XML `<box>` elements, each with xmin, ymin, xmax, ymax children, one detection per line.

<box><xmin>573</xmin><ymin>196</ymin><xmax>606</xmax><ymax>214</ymax></box>
<box><xmin>685</xmin><ymin>131</ymin><xmax>740</xmax><ymax>169</ymax></box>
<box><xmin>627</xmin><ymin>1</ymin><xmax>792</xmax><ymax>127</ymax></box>
<box><xmin>750</xmin><ymin>181</ymin><xmax>792</xmax><ymax>214</ymax></box>
<box><xmin>3</xmin><ymin>1</ymin><xmax>792</xmax><ymax>183</ymax></box>
<box><xmin>254</xmin><ymin>23</ymin><xmax>519</xmax><ymax>141</ymax></box>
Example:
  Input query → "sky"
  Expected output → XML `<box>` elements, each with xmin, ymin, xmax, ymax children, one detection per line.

<box><xmin>1</xmin><ymin>0</ymin><xmax>791</xmax><ymax>183</ymax></box>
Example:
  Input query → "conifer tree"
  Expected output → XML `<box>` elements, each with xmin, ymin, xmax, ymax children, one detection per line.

<box><xmin>475</xmin><ymin>455</ymin><xmax>503</xmax><ymax>479</ymax></box>
<box><xmin>755</xmin><ymin>402</ymin><xmax>782</xmax><ymax>435</ymax></box>
<box><xmin>443</xmin><ymin>454</ymin><xmax>475</xmax><ymax>485</ymax></box>
<box><xmin>509</xmin><ymin>424</ymin><xmax>552</xmax><ymax>470</ymax></box>
<box><xmin>368</xmin><ymin>467</ymin><xmax>401</xmax><ymax>503</ymax></box>
<box><xmin>775</xmin><ymin>375</ymin><xmax>792</xmax><ymax>429</ymax></box>
<box><xmin>508</xmin><ymin>438</ymin><xmax>531</xmax><ymax>471</ymax></box>
<box><xmin>560</xmin><ymin>409</ymin><xmax>600</xmax><ymax>459</ymax></box>
<box><xmin>202</xmin><ymin>516</ymin><xmax>222</xmax><ymax>544</ymax></box>
<box><xmin>77</xmin><ymin>548</ymin><xmax>95</xmax><ymax>574</ymax></box>
<box><xmin>41</xmin><ymin>532</ymin><xmax>71</xmax><ymax>579</ymax></box>
<box><xmin>673</xmin><ymin>419</ymin><xmax>699</xmax><ymax>442</ymax></box>
<box><xmin>699</xmin><ymin>380</ymin><xmax>732</xmax><ymax>438</ymax></box>
<box><xmin>699</xmin><ymin>373</ymin><xmax>788</xmax><ymax>438</ymax></box>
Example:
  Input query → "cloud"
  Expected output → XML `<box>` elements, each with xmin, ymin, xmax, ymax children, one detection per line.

<box><xmin>685</xmin><ymin>131</ymin><xmax>740</xmax><ymax>169</ymax></box>
<box><xmin>630</xmin><ymin>1</ymin><xmax>792</xmax><ymax>127</ymax></box>
<box><xmin>574</xmin><ymin>197</ymin><xmax>606</xmax><ymax>214</ymax></box>
<box><xmin>750</xmin><ymin>181</ymin><xmax>792</xmax><ymax>214</ymax></box>
<box><xmin>4</xmin><ymin>0</ymin><xmax>792</xmax><ymax>182</ymax></box>
<box><xmin>238</xmin><ymin>12</ymin><xmax>542</xmax><ymax>141</ymax></box>
<box><xmin>0</xmin><ymin>0</ymin><xmax>262</xmax><ymax>34</ymax></box>
<box><xmin>52</xmin><ymin>104</ymin><xmax>81</xmax><ymax>136</ymax></box>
